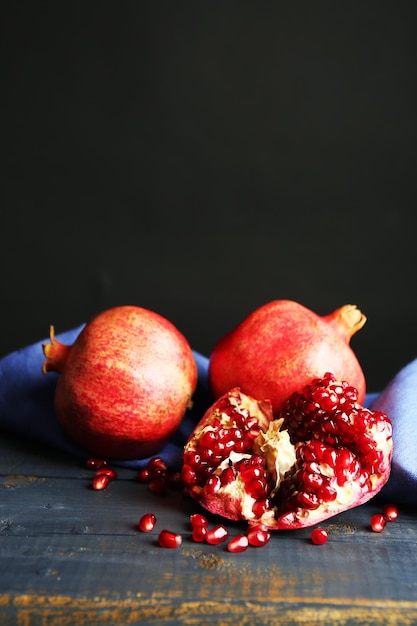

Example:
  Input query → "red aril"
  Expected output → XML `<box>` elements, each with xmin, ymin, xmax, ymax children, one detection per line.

<box><xmin>95</xmin><ymin>467</ymin><xmax>117</xmax><ymax>481</ymax></box>
<box><xmin>91</xmin><ymin>474</ymin><xmax>110</xmax><ymax>490</ymax></box>
<box><xmin>158</xmin><ymin>530</ymin><xmax>182</xmax><ymax>548</ymax></box>
<box><xmin>382</xmin><ymin>504</ymin><xmax>399</xmax><ymax>522</ymax></box>
<box><xmin>206</xmin><ymin>524</ymin><xmax>229</xmax><ymax>545</ymax></box>
<box><xmin>191</xmin><ymin>525</ymin><xmax>208</xmax><ymax>543</ymax></box>
<box><xmin>86</xmin><ymin>458</ymin><xmax>107</xmax><ymax>470</ymax></box>
<box><xmin>138</xmin><ymin>513</ymin><xmax>157</xmax><ymax>533</ymax></box>
<box><xmin>227</xmin><ymin>534</ymin><xmax>249</xmax><ymax>553</ymax></box>
<box><xmin>42</xmin><ymin>306</ymin><xmax>197</xmax><ymax>459</ymax></box>
<box><xmin>370</xmin><ymin>513</ymin><xmax>386</xmax><ymax>533</ymax></box>
<box><xmin>311</xmin><ymin>528</ymin><xmax>328</xmax><ymax>545</ymax></box>
<box><xmin>147</xmin><ymin>457</ymin><xmax>168</xmax><ymax>479</ymax></box>
<box><xmin>209</xmin><ymin>300</ymin><xmax>367</xmax><ymax>414</ymax></box>
<box><xmin>190</xmin><ymin>513</ymin><xmax>208</xmax><ymax>528</ymax></box>
<box><xmin>137</xmin><ymin>467</ymin><xmax>151</xmax><ymax>483</ymax></box>
<box><xmin>182</xmin><ymin>378</ymin><xmax>392</xmax><ymax>530</ymax></box>
<box><xmin>247</xmin><ymin>527</ymin><xmax>271</xmax><ymax>547</ymax></box>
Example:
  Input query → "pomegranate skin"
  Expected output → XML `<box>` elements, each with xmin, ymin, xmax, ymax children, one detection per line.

<box><xmin>43</xmin><ymin>306</ymin><xmax>198</xmax><ymax>459</ymax></box>
<box><xmin>208</xmin><ymin>300</ymin><xmax>367</xmax><ymax>414</ymax></box>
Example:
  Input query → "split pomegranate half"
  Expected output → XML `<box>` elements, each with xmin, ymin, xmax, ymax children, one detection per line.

<box><xmin>181</xmin><ymin>374</ymin><xmax>393</xmax><ymax>530</ymax></box>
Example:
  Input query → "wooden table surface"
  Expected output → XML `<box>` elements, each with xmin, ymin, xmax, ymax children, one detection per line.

<box><xmin>1</xmin><ymin>431</ymin><xmax>417</xmax><ymax>626</ymax></box>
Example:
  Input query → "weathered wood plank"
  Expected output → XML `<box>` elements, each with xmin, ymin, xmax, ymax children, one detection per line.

<box><xmin>1</xmin><ymin>432</ymin><xmax>417</xmax><ymax>625</ymax></box>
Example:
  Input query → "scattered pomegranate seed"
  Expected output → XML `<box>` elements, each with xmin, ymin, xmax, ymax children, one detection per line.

<box><xmin>370</xmin><ymin>513</ymin><xmax>386</xmax><ymax>533</ymax></box>
<box><xmin>247</xmin><ymin>527</ymin><xmax>271</xmax><ymax>547</ymax></box>
<box><xmin>191</xmin><ymin>525</ymin><xmax>208</xmax><ymax>543</ymax></box>
<box><xmin>91</xmin><ymin>474</ymin><xmax>110</xmax><ymax>490</ymax></box>
<box><xmin>158</xmin><ymin>529</ymin><xmax>182</xmax><ymax>549</ymax></box>
<box><xmin>311</xmin><ymin>528</ymin><xmax>329</xmax><ymax>545</ymax></box>
<box><xmin>138</xmin><ymin>513</ymin><xmax>157</xmax><ymax>533</ymax></box>
<box><xmin>382</xmin><ymin>503</ymin><xmax>399</xmax><ymax>522</ymax></box>
<box><xmin>190</xmin><ymin>513</ymin><xmax>208</xmax><ymax>528</ymax></box>
<box><xmin>206</xmin><ymin>524</ymin><xmax>229</xmax><ymax>545</ymax></box>
<box><xmin>227</xmin><ymin>534</ymin><xmax>249</xmax><ymax>553</ymax></box>
<box><xmin>86</xmin><ymin>458</ymin><xmax>107</xmax><ymax>470</ymax></box>
<box><xmin>95</xmin><ymin>467</ymin><xmax>117</xmax><ymax>481</ymax></box>
<box><xmin>137</xmin><ymin>467</ymin><xmax>151</xmax><ymax>483</ymax></box>
<box><xmin>147</xmin><ymin>457</ymin><xmax>168</xmax><ymax>478</ymax></box>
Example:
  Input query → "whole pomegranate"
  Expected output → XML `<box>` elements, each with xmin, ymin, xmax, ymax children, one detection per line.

<box><xmin>42</xmin><ymin>305</ymin><xmax>198</xmax><ymax>459</ymax></box>
<box><xmin>182</xmin><ymin>375</ymin><xmax>392</xmax><ymax>529</ymax></box>
<box><xmin>209</xmin><ymin>300</ymin><xmax>367</xmax><ymax>414</ymax></box>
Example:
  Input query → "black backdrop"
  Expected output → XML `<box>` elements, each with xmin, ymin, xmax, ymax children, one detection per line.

<box><xmin>2</xmin><ymin>1</ymin><xmax>416</xmax><ymax>392</ymax></box>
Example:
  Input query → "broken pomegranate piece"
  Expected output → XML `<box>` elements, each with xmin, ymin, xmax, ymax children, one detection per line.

<box><xmin>181</xmin><ymin>375</ymin><xmax>393</xmax><ymax>530</ymax></box>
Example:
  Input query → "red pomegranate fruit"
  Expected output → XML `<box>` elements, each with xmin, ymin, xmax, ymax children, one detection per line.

<box><xmin>42</xmin><ymin>305</ymin><xmax>198</xmax><ymax>459</ymax></box>
<box><xmin>182</xmin><ymin>375</ymin><xmax>392</xmax><ymax>529</ymax></box>
<box><xmin>208</xmin><ymin>300</ymin><xmax>367</xmax><ymax>414</ymax></box>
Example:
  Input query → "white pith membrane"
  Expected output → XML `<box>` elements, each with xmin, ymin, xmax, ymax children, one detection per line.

<box><xmin>183</xmin><ymin>383</ymin><xmax>393</xmax><ymax>530</ymax></box>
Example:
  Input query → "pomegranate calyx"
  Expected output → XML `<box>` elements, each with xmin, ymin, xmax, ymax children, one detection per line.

<box><xmin>42</xmin><ymin>325</ymin><xmax>72</xmax><ymax>374</ymax></box>
<box><xmin>326</xmin><ymin>304</ymin><xmax>367</xmax><ymax>341</ymax></box>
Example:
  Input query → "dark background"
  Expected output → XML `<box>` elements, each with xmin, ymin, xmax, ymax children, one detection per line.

<box><xmin>1</xmin><ymin>1</ymin><xmax>416</xmax><ymax>392</ymax></box>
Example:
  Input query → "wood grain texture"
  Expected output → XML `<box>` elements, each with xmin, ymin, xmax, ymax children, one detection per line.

<box><xmin>1</xmin><ymin>432</ymin><xmax>417</xmax><ymax>625</ymax></box>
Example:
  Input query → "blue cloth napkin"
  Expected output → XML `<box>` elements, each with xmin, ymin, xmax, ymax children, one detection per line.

<box><xmin>0</xmin><ymin>326</ymin><xmax>415</xmax><ymax>505</ymax></box>
<box><xmin>370</xmin><ymin>359</ymin><xmax>417</xmax><ymax>506</ymax></box>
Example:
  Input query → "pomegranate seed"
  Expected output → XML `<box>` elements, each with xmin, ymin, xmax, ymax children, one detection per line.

<box><xmin>220</xmin><ymin>466</ymin><xmax>236</xmax><ymax>486</ymax></box>
<box><xmin>382</xmin><ymin>504</ymin><xmax>399</xmax><ymax>522</ymax></box>
<box><xmin>297</xmin><ymin>491</ymin><xmax>319</xmax><ymax>509</ymax></box>
<box><xmin>91</xmin><ymin>474</ymin><xmax>110</xmax><ymax>490</ymax></box>
<box><xmin>206</xmin><ymin>524</ymin><xmax>229</xmax><ymax>545</ymax></box>
<box><xmin>158</xmin><ymin>530</ymin><xmax>182</xmax><ymax>549</ymax></box>
<box><xmin>246</xmin><ymin>478</ymin><xmax>268</xmax><ymax>499</ymax></box>
<box><xmin>86</xmin><ymin>458</ymin><xmax>107</xmax><ymax>470</ymax></box>
<box><xmin>95</xmin><ymin>467</ymin><xmax>117</xmax><ymax>481</ymax></box>
<box><xmin>192</xmin><ymin>525</ymin><xmax>208</xmax><ymax>542</ymax></box>
<box><xmin>317</xmin><ymin>483</ymin><xmax>338</xmax><ymax>502</ymax></box>
<box><xmin>206</xmin><ymin>475</ymin><xmax>221</xmax><ymax>495</ymax></box>
<box><xmin>247</xmin><ymin>527</ymin><xmax>271</xmax><ymax>547</ymax></box>
<box><xmin>252</xmin><ymin>498</ymin><xmax>269</xmax><ymax>518</ymax></box>
<box><xmin>227</xmin><ymin>534</ymin><xmax>249</xmax><ymax>553</ymax></box>
<box><xmin>311</xmin><ymin>528</ymin><xmax>328</xmax><ymax>545</ymax></box>
<box><xmin>370</xmin><ymin>513</ymin><xmax>386</xmax><ymax>533</ymax></box>
<box><xmin>181</xmin><ymin>464</ymin><xmax>197</xmax><ymax>485</ymax></box>
<box><xmin>200</xmin><ymin>446</ymin><xmax>215</xmax><ymax>463</ymax></box>
<box><xmin>301</xmin><ymin>471</ymin><xmax>323</xmax><ymax>490</ymax></box>
<box><xmin>337</xmin><ymin>448</ymin><xmax>355</xmax><ymax>469</ymax></box>
<box><xmin>137</xmin><ymin>467</ymin><xmax>151</xmax><ymax>483</ymax></box>
<box><xmin>212</xmin><ymin>440</ymin><xmax>225</xmax><ymax>455</ymax></box>
<box><xmin>249</xmin><ymin>454</ymin><xmax>265</xmax><ymax>467</ymax></box>
<box><xmin>199</xmin><ymin>429</ymin><xmax>218</xmax><ymax>448</ymax></box>
<box><xmin>147</xmin><ymin>457</ymin><xmax>168</xmax><ymax>479</ymax></box>
<box><xmin>138</xmin><ymin>513</ymin><xmax>156</xmax><ymax>532</ymax></box>
<box><xmin>190</xmin><ymin>513</ymin><xmax>208</xmax><ymax>528</ymax></box>
<box><xmin>240</xmin><ymin>465</ymin><xmax>263</xmax><ymax>482</ymax></box>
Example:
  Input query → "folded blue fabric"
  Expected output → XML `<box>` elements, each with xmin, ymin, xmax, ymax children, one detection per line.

<box><xmin>370</xmin><ymin>359</ymin><xmax>417</xmax><ymax>506</ymax></box>
<box><xmin>0</xmin><ymin>326</ymin><xmax>415</xmax><ymax>506</ymax></box>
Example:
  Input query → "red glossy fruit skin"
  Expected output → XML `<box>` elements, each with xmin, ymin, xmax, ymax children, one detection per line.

<box><xmin>208</xmin><ymin>300</ymin><xmax>366</xmax><ymax>414</ymax></box>
<box><xmin>43</xmin><ymin>306</ymin><xmax>198</xmax><ymax>459</ymax></box>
